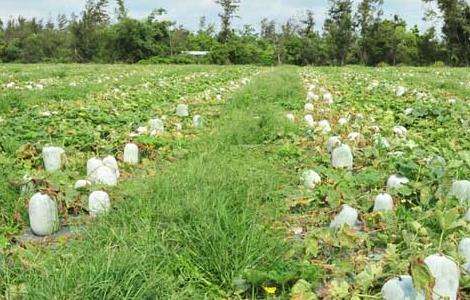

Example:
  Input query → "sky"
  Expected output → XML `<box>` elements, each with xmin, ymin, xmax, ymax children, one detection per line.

<box><xmin>0</xmin><ymin>0</ymin><xmax>440</xmax><ymax>32</ymax></box>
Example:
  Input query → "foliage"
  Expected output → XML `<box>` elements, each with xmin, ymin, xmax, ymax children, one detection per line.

<box><xmin>0</xmin><ymin>0</ymin><xmax>468</xmax><ymax>65</ymax></box>
<box><xmin>0</xmin><ymin>63</ymin><xmax>469</xmax><ymax>298</ymax></box>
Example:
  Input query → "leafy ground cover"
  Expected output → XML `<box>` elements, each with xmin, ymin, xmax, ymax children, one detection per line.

<box><xmin>0</xmin><ymin>65</ymin><xmax>469</xmax><ymax>299</ymax></box>
<box><xmin>0</xmin><ymin>64</ymin><xmax>258</xmax><ymax>237</ymax></box>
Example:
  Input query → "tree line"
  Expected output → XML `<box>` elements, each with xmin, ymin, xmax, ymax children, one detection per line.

<box><xmin>0</xmin><ymin>0</ymin><xmax>468</xmax><ymax>66</ymax></box>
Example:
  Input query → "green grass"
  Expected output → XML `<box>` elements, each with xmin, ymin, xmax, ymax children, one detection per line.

<box><xmin>1</xmin><ymin>67</ymin><xmax>316</xmax><ymax>299</ymax></box>
<box><xmin>1</xmin><ymin>65</ymin><xmax>469</xmax><ymax>299</ymax></box>
<box><xmin>0</xmin><ymin>64</ymin><xmax>258</xmax><ymax>238</ymax></box>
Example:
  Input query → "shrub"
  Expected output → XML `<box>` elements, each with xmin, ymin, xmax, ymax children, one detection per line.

<box><xmin>376</xmin><ymin>61</ymin><xmax>389</xmax><ymax>68</ymax></box>
<box><xmin>432</xmin><ymin>61</ymin><xmax>446</xmax><ymax>68</ymax></box>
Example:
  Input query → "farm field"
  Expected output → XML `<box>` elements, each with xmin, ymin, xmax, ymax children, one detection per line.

<box><xmin>0</xmin><ymin>64</ymin><xmax>469</xmax><ymax>299</ymax></box>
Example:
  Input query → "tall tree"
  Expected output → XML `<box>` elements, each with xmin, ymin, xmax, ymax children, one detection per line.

<box><xmin>70</xmin><ymin>0</ymin><xmax>110</xmax><ymax>62</ymax></box>
<box><xmin>355</xmin><ymin>0</ymin><xmax>383</xmax><ymax>64</ymax></box>
<box><xmin>116</xmin><ymin>0</ymin><xmax>128</xmax><ymax>20</ymax></box>
<box><xmin>324</xmin><ymin>0</ymin><xmax>354</xmax><ymax>65</ymax></box>
<box><xmin>57</xmin><ymin>14</ymin><xmax>68</xmax><ymax>31</ymax></box>
<box><xmin>260</xmin><ymin>18</ymin><xmax>276</xmax><ymax>40</ymax></box>
<box><xmin>423</xmin><ymin>0</ymin><xmax>470</xmax><ymax>65</ymax></box>
<box><xmin>300</xmin><ymin>10</ymin><xmax>316</xmax><ymax>37</ymax></box>
<box><xmin>215</xmin><ymin>0</ymin><xmax>240</xmax><ymax>43</ymax></box>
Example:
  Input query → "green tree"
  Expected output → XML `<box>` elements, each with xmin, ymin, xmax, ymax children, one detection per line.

<box><xmin>324</xmin><ymin>0</ymin><xmax>355</xmax><ymax>65</ymax></box>
<box><xmin>355</xmin><ymin>0</ymin><xmax>383</xmax><ymax>64</ymax></box>
<box><xmin>69</xmin><ymin>0</ymin><xmax>110</xmax><ymax>62</ymax></box>
<box><xmin>215</xmin><ymin>0</ymin><xmax>240</xmax><ymax>43</ymax></box>
<box><xmin>424</xmin><ymin>0</ymin><xmax>470</xmax><ymax>65</ymax></box>
<box><xmin>416</xmin><ymin>27</ymin><xmax>444</xmax><ymax>65</ymax></box>
<box><xmin>116</xmin><ymin>0</ymin><xmax>128</xmax><ymax>20</ymax></box>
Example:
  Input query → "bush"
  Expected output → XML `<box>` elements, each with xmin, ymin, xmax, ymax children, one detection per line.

<box><xmin>432</xmin><ymin>61</ymin><xmax>446</xmax><ymax>68</ymax></box>
<box><xmin>139</xmin><ymin>55</ymin><xmax>208</xmax><ymax>65</ymax></box>
<box><xmin>376</xmin><ymin>61</ymin><xmax>389</xmax><ymax>68</ymax></box>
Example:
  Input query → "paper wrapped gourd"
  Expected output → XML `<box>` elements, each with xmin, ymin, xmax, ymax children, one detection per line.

<box><xmin>329</xmin><ymin>205</ymin><xmax>358</xmax><ymax>229</ymax></box>
<box><xmin>176</xmin><ymin>104</ymin><xmax>189</xmax><ymax>117</ymax></box>
<box><xmin>323</xmin><ymin>92</ymin><xmax>333</xmax><ymax>104</ymax></box>
<box><xmin>103</xmin><ymin>156</ymin><xmax>120</xmax><ymax>178</ymax></box>
<box><xmin>193</xmin><ymin>115</ymin><xmax>203</xmax><ymax>128</ymax></box>
<box><xmin>89</xmin><ymin>165</ymin><xmax>118</xmax><ymax>186</ymax></box>
<box><xmin>286</xmin><ymin>113</ymin><xmax>295</xmax><ymax>122</ymax></box>
<box><xmin>148</xmin><ymin>118</ymin><xmax>165</xmax><ymax>134</ymax></box>
<box><xmin>302</xmin><ymin>170</ymin><xmax>321</xmax><ymax>190</ymax></box>
<box><xmin>387</xmin><ymin>174</ymin><xmax>409</xmax><ymax>190</ymax></box>
<box><xmin>381</xmin><ymin>276</ymin><xmax>424</xmax><ymax>300</ymax></box>
<box><xmin>450</xmin><ymin>180</ymin><xmax>470</xmax><ymax>204</ymax></box>
<box><xmin>331</xmin><ymin>144</ymin><xmax>353</xmax><ymax>169</ymax></box>
<box><xmin>42</xmin><ymin>146</ymin><xmax>65</xmax><ymax>172</ymax></box>
<box><xmin>304</xmin><ymin>115</ymin><xmax>315</xmax><ymax>128</ymax></box>
<box><xmin>75</xmin><ymin>179</ymin><xmax>91</xmax><ymax>190</ymax></box>
<box><xmin>124</xmin><ymin>143</ymin><xmax>139</xmax><ymax>165</ymax></box>
<box><xmin>373</xmin><ymin>193</ymin><xmax>394</xmax><ymax>212</ymax></box>
<box><xmin>424</xmin><ymin>254</ymin><xmax>459</xmax><ymax>300</ymax></box>
<box><xmin>317</xmin><ymin>120</ymin><xmax>331</xmax><ymax>134</ymax></box>
<box><xmin>87</xmin><ymin>157</ymin><xmax>104</xmax><ymax>176</ymax></box>
<box><xmin>327</xmin><ymin>136</ymin><xmax>341</xmax><ymax>154</ymax></box>
<box><xmin>395</xmin><ymin>86</ymin><xmax>407</xmax><ymax>97</ymax></box>
<box><xmin>88</xmin><ymin>191</ymin><xmax>111</xmax><ymax>217</ymax></box>
<box><xmin>28</xmin><ymin>193</ymin><xmax>59</xmax><ymax>236</ymax></box>
<box><xmin>304</xmin><ymin>103</ymin><xmax>314</xmax><ymax>112</ymax></box>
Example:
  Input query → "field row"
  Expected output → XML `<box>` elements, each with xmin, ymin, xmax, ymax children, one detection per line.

<box><xmin>0</xmin><ymin>65</ymin><xmax>468</xmax><ymax>299</ymax></box>
<box><xmin>0</xmin><ymin>65</ymin><xmax>260</xmax><ymax>237</ymax></box>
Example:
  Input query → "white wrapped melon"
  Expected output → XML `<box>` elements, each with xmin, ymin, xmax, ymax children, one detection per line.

<box><xmin>347</xmin><ymin>132</ymin><xmax>361</xmax><ymax>141</ymax></box>
<box><xmin>424</xmin><ymin>254</ymin><xmax>459</xmax><ymax>300</ymax></box>
<box><xmin>286</xmin><ymin>113</ymin><xmax>295</xmax><ymax>122</ymax></box>
<box><xmin>89</xmin><ymin>166</ymin><xmax>118</xmax><ymax>186</ymax></box>
<box><xmin>307</xmin><ymin>91</ymin><xmax>319</xmax><ymax>102</ymax></box>
<box><xmin>373</xmin><ymin>193</ymin><xmax>394</xmax><ymax>212</ymax></box>
<box><xmin>42</xmin><ymin>146</ymin><xmax>65</xmax><ymax>172</ymax></box>
<box><xmin>459</xmin><ymin>238</ymin><xmax>470</xmax><ymax>262</ymax></box>
<box><xmin>450</xmin><ymin>180</ymin><xmax>470</xmax><ymax>204</ymax></box>
<box><xmin>193</xmin><ymin>115</ymin><xmax>203</xmax><ymax>128</ymax></box>
<box><xmin>393</xmin><ymin>126</ymin><xmax>408</xmax><ymax>138</ymax></box>
<box><xmin>381</xmin><ymin>276</ymin><xmax>425</xmax><ymax>300</ymax></box>
<box><xmin>136</xmin><ymin>126</ymin><xmax>148</xmax><ymax>135</ymax></box>
<box><xmin>374</xmin><ymin>135</ymin><xmax>390</xmax><ymax>149</ymax></box>
<box><xmin>103</xmin><ymin>156</ymin><xmax>120</xmax><ymax>178</ymax></box>
<box><xmin>326</xmin><ymin>136</ymin><xmax>342</xmax><ymax>154</ymax></box>
<box><xmin>370</xmin><ymin>125</ymin><xmax>380</xmax><ymax>133</ymax></box>
<box><xmin>329</xmin><ymin>205</ymin><xmax>359</xmax><ymax>229</ymax></box>
<box><xmin>317</xmin><ymin>120</ymin><xmax>331</xmax><ymax>134</ymax></box>
<box><xmin>395</xmin><ymin>86</ymin><xmax>407</xmax><ymax>97</ymax></box>
<box><xmin>387</xmin><ymin>174</ymin><xmax>409</xmax><ymax>190</ymax></box>
<box><xmin>88</xmin><ymin>191</ymin><xmax>111</xmax><ymax>217</ymax></box>
<box><xmin>323</xmin><ymin>92</ymin><xmax>333</xmax><ymax>104</ymax></box>
<box><xmin>302</xmin><ymin>170</ymin><xmax>321</xmax><ymax>190</ymax></box>
<box><xmin>28</xmin><ymin>193</ymin><xmax>59</xmax><ymax>236</ymax></box>
<box><xmin>176</xmin><ymin>104</ymin><xmax>189</xmax><ymax>117</ymax></box>
<box><xmin>338</xmin><ymin>117</ymin><xmax>348</xmax><ymax>126</ymax></box>
<box><xmin>74</xmin><ymin>179</ymin><xmax>91</xmax><ymax>190</ymax></box>
<box><xmin>404</xmin><ymin>108</ymin><xmax>414</xmax><ymax>115</ymax></box>
<box><xmin>124</xmin><ymin>143</ymin><xmax>139</xmax><ymax>165</ymax></box>
<box><xmin>304</xmin><ymin>103</ymin><xmax>314</xmax><ymax>112</ymax></box>
<box><xmin>304</xmin><ymin>114</ymin><xmax>315</xmax><ymax>128</ymax></box>
<box><xmin>148</xmin><ymin>118</ymin><xmax>164</xmax><ymax>134</ymax></box>
<box><xmin>87</xmin><ymin>157</ymin><xmax>104</xmax><ymax>176</ymax></box>
<box><xmin>331</xmin><ymin>144</ymin><xmax>353</xmax><ymax>169</ymax></box>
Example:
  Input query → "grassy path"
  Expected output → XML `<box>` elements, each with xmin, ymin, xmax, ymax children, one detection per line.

<box><xmin>2</xmin><ymin>67</ymin><xmax>308</xmax><ymax>298</ymax></box>
<box><xmin>0</xmin><ymin>65</ymin><xmax>256</xmax><ymax>237</ymax></box>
